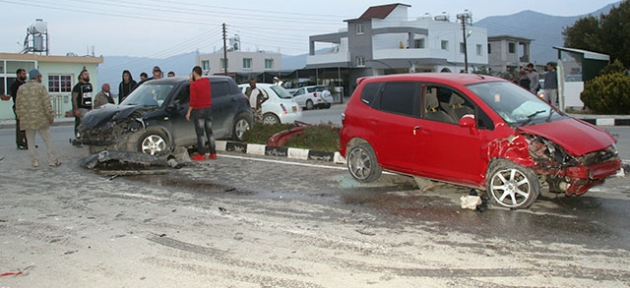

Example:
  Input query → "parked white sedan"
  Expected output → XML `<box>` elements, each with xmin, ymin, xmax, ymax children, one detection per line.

<box><xmin>292</xmin><ymin>85</ymin><xmax>333</xmax><ymax>110</ymax></box>
<box><xmin>238</xmin><ymin>83</ymin><xmax>303</xmax><ymax>125</ymax></box>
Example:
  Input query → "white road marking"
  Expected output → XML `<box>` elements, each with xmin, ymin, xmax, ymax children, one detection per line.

<box><xmin>219</xmin><ymin>154</ymin><xmax>347</xmax><ymax>170</ymax></box>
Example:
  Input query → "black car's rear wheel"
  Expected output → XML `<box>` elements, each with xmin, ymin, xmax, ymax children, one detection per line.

<box><xmin>232</xmin><ymin>113</ymin><xmax>252</xmax><ymax>141</ymax></box>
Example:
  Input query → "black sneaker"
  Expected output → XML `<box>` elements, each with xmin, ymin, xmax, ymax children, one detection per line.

<box><xmin>17</xmin><ymin>146</ymin><xmax>27</xmax><ymax>150</ymax></box>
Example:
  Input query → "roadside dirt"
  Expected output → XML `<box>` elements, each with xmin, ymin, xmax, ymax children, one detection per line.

<box><xmin>1</xmin><ymin>158</ymin><xmax>629</xmax><ymax>288</ymax></box>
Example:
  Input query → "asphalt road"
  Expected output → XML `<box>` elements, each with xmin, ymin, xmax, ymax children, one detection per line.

<box><xmin>1</xmin><ymin>118</ymin><xmax>630</xmax><ymax>286</ymax></box>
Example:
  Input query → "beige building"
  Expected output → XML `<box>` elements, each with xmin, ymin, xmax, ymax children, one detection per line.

<box><xmin>487</xmin><ymin>35</ymin><xmax>532</xmax><ymax>74</ymax></box>
<box><xmin>0</xmin><ymin>53</ymin><xmax>103</xmax><ymax>120</ymax></box>
<box><xmin>196</xmin><ymin>50</ymin><xmax>282</xmax><ymax>76</ymax></box>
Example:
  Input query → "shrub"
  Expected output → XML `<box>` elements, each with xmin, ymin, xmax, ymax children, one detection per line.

<box><xmin>243</xmin><ymin>123</ymin><xmax>292</xmax><ymax>144</ymax></box>
<box><xmin>581</xmin><ymin>72</ymin><xmax>630</xmax><ymax>114</ymax></box>
<box><xmin>242</xmin><ymin>123</ymin><xmax>340</xmax><ymax>152</ymax></box>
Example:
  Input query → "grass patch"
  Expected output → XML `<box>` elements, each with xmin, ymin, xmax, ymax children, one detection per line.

<box><xmin>243</xmin><ymin>123</ymin><xmax>340</xmax><ymax>152</ymax></box>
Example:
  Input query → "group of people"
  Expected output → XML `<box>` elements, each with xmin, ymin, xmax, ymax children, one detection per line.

<box><xmin>512</xmin><ymin>62</ymin><xmax>558</xmax><ymax>106</ymax></box>
<box><xmin>3</xmin><ymin>64</ymin><xmax>195</xmax><ymax>167</ymax></box>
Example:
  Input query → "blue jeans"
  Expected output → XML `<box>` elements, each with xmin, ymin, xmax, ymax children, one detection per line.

<box><xmin>192</xmin><ymin>107</ymin><xmax>216</xmax><ymax>155</ymax></box>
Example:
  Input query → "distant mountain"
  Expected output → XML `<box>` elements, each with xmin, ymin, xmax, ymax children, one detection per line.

<box><xmin>475</xmin><ymin>2</ymin><xmax>619</xmax><ymax>65</ymax></box>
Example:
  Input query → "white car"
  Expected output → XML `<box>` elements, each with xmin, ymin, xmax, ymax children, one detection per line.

<box><xmin>238</xmin><ymin>83</ymin><xmax>303</xmax><ymax>125</ymax></box>
<box><xmin>292</xmin><ymin>85</ymin><xmax>333</xmax><ymax>110</ymax></box>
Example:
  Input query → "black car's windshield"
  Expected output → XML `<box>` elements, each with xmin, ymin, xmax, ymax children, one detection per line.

<box><xmin>269</xmin><ymin>85</ymin><xmax>293</xmax><ymax>99</ymax></box>
<box><xmin>467</xmin><ymin>81</ymin><xmax>565</xmax><ymax>126</ymax></box>
<box><xmin>121</xmin><ymin>83</ymin><xmax>175</xmax><ymax>107</ymax></box>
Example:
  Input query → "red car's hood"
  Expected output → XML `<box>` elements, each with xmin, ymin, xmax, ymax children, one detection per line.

<box><xmin>518</xmin><ymin>118</ymin><xmax>616</xmax><ymax>156</ymax></box>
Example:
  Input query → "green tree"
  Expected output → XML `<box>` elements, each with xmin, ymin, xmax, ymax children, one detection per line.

<box><xmin>563</xmin><ymin>1</ymin><xmax>630</xmax><ymax>68</ymax></box>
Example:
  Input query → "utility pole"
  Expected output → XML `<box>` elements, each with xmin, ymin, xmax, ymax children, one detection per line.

<box><xmin>222</xmin><ymin>23</ymin><xmax>228</xmax><ymax>76</ymax></box>
<box><xmin>457</xmin><ymin>11</ymin><xmax>472</xmax><ymax>73</ymax></box>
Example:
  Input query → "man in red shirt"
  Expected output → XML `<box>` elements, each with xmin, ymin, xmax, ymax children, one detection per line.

<box><xmin>185</xmin><ymin>66</ymin><xmax>216</xmax><ymax>161</ymax></box>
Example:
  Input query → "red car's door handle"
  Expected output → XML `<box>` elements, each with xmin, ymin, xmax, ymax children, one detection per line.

<box><xmin>413</xmin><ymin>126</ymin><xmax>421</xmax><ymax>135</ymax></box>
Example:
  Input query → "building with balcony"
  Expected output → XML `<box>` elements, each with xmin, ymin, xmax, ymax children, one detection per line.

<box><xmin>305</xmin><ymin>3</ymin><xmax>488</xmax><ymax>91</ymax></box>
<box><xmin>487</xmin><ymin>35</ymin><xmax>533</xmax><ymax>74</ymax></box>
<box><xmin>0</xmin><ymin>52</ymin><xmax>103</xmax><ymax>120</ymax></box>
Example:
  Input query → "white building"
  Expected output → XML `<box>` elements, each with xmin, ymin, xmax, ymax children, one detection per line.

<box><xmin>196</xmin><ymin>50</ymin><xmax>282</xmax><ymax>77</ymax></box>
<box><xmin>306</xmin><ymin>3</ymin><xmax>488</xmax><ymax>87</ymax></box>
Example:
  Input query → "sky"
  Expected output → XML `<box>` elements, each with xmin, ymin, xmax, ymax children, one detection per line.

<box><xmin>0</xmin><ymin>0</ymin><xmax>621</xmax><ymax>58</ymax></box>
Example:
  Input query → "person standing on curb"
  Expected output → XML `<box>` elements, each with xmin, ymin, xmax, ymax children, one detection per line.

<box><xmin>525</xmin><ymin>63</ymin><xmax>540</xmax><ymax>94</ymax></box>
<box><xmin>9</xmin><ymin>68</ymin><xmax>28</xmax><ymax>149</ymax></box>
<box><xmin>118</xmin><ymin>70</ymin><xmax>137</xmax><ymax>104</ymax></box>
<box><xmin>245</xmin><ymin>79</ymin><xmax>267</xmax><ymax>123</ymax></box>
<box><xmin>72</xmin><ymin>69</ymin><xmax>93</xmax><ymax>140</ymax></box>
<box><xmin>15</xmin><ymin>69</ymin><xmax>61</xmax><ymax>168</ymax></box>
<box><xmin>185</xmin><ymin>66</ymin><xmax>216</xmax><ymax>161</ymax></box>
<box><xmin>543</xmin><ymin>62</ymin><xmax>559</xmax><ymax>106</ymax></box>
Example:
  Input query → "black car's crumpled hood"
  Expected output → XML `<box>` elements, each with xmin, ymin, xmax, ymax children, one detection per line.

<box><xmin>81</xmin><ymin>104</ymin><xmax>152</xmax><ymax>129</ymax></box>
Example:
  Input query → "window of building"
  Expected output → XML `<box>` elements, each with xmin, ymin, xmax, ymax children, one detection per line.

<box><xmin>265</xmin><ymin>59</ymin><xmax>274</xmax><ymax>69</ymax></box>
<box><xmin>356</xmin><ymin>56</ymin><xmax>365</xmax><ymax>67</ymax></box>
<box><xmin>441</xmin><ymin>40</ymin><xmax>449</xmax><ymax>50</ymax></box>
<box><xmin>508</xmin><ymin>42</ymin><xmax>516</xmax><ymax>53</ymax></box>
<box><xmin>356</xmin><ymin>24</ymin><xmax>364</xmax><ymax>35</ymax></box>
<box><xmin>487</xmin><ymin>43</ymin><xmax>492</xmax><ymax>54</ymax></box>
<box><xmin>243</xmin><ymin>58</ymin><xmax>252</xmax><ymax>69</ymax></box>
<box><xmin>221</xmin><ymin>58</ymin><xmax>228</xmax><ymax>69</ymax></box>
<box><xmin>378</xmin><ymin>82</ymin><xmax>416</xmax><ymax>116</ymax></box>
<box><xmin>460</xmin><ymin>43</ymin><xmax>466</xmax><ymax>54</ymax></box>
<box><xmin>414</xmin><ymin>39</ymin><xmax>425</xmax><ymax>49</ymax></box>
<box><xmin>48</xmin><ymin>74</ymin><xmax>72</xmax><ymax>93</ymax></box>
<box><xmin>476</xmin><ymin>44</ymin><xmax>483</xmax><ymax>56</ymax></box>
<box><xmin>201</xmin><ymin>60</ymin><xmax>210</xmax><ymax>70</ymax></box>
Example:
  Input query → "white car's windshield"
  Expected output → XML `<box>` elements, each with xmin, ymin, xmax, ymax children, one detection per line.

<box><xmin>467</xmin><ymin>81</ymin><xmax>565</xmax><ymax>126</ymax></box>
<box><xmin>269</xmin><ymin>85</ymin><xmax>293</xmax><ymax>99</ymax></box>
<box><xmin>121</xmin><ymin>83</ymin><xmax>175</xmax><ymax>107</ymax></box>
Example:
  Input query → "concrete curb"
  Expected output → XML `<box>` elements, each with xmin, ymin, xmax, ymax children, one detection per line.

<box><xmin>215</xmin><ymin>140</ymin><xmax>347</xmax><ymax>164</ymax></box>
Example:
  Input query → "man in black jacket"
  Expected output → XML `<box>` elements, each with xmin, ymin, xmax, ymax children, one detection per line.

<box><xmin>118</xmin><ymin>70</ymin><xmax>137</xmax><ymax>104</ymax></box>
<box><xmin>9</xmin><ymin>68</ymin><xmax>28</xmax><ymax>149</ymax></box>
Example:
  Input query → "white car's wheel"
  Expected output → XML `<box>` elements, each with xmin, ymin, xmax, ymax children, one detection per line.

<box><xmin>305</xmin><ymin>100</ymin><xmax>314</xmax><ymax>110</ymax></box>
<box><xmin>262</xmin><ymin>113</ymin><xmax>280</xmax><ymax>125</ymax></box>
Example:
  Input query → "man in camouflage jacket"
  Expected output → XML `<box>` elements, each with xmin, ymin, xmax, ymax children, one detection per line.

<box><xmin>15</xmin><ymin>69</ymin><xmax>61</xmax><ymax>168</ymax></box>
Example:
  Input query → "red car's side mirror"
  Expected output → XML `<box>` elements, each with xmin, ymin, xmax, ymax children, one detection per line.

<box><xmin>459</xmin><ymin>115</ymin><xmax>476</xmax><ymax>128</ymax></box>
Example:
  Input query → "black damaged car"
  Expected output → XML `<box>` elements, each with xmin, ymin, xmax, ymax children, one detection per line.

<box><xmin>77</xmin><ymin>76</ymin><xmax>253</xmax><ymax>155</ymax></box>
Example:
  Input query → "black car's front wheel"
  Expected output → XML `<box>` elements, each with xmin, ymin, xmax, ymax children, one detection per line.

<box><xmin>137</xmin><ymin>128</ymin><xmax>170</xmax><ymax>156</ymax></box>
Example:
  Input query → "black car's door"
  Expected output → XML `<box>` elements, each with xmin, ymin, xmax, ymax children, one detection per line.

<box><xmin>167</xmin><ymin>84</ymin><xmax>196</xmax><ymax>146</ymax></box>
<box><xmin>210</xmin><ymin>80</ymin><xmax>234</xmax><ymax>137</ymax></box>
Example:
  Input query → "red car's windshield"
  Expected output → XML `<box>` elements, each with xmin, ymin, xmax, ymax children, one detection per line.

<box><xmin>467</xmin><ymin>81</ymin><xmax>565</xmax><ymax>126</ymax></box>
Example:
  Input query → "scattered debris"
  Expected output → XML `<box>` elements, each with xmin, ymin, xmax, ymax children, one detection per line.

<box><xmin>460</xmin><ymin>195</ymin><xmax>482</xmax><ymax>210</ymax></box>
<box><xmin>0</xmin><ymin>265</ymin><xmax>34</xmax><ymax>278</ymax></box>
<box><xmin>355</xmin><ymin>228</ymin><xmax>376</xmax><ymax>236</ymax></box>
<box><xmin>82</xmin><ymin>150</ymin><xmax>194</xmax><ymax>176</ymax></box>
<box><xmin>218</xmin><ymin>207</ymin><xmax>227</xmax><ymax>212</ymax></box>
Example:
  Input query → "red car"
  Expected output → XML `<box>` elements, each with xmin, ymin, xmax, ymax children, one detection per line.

<box><xmin>339</xmin><ymin>73</ymin><xmax>621</xmax><ymax>209</ymax></box>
